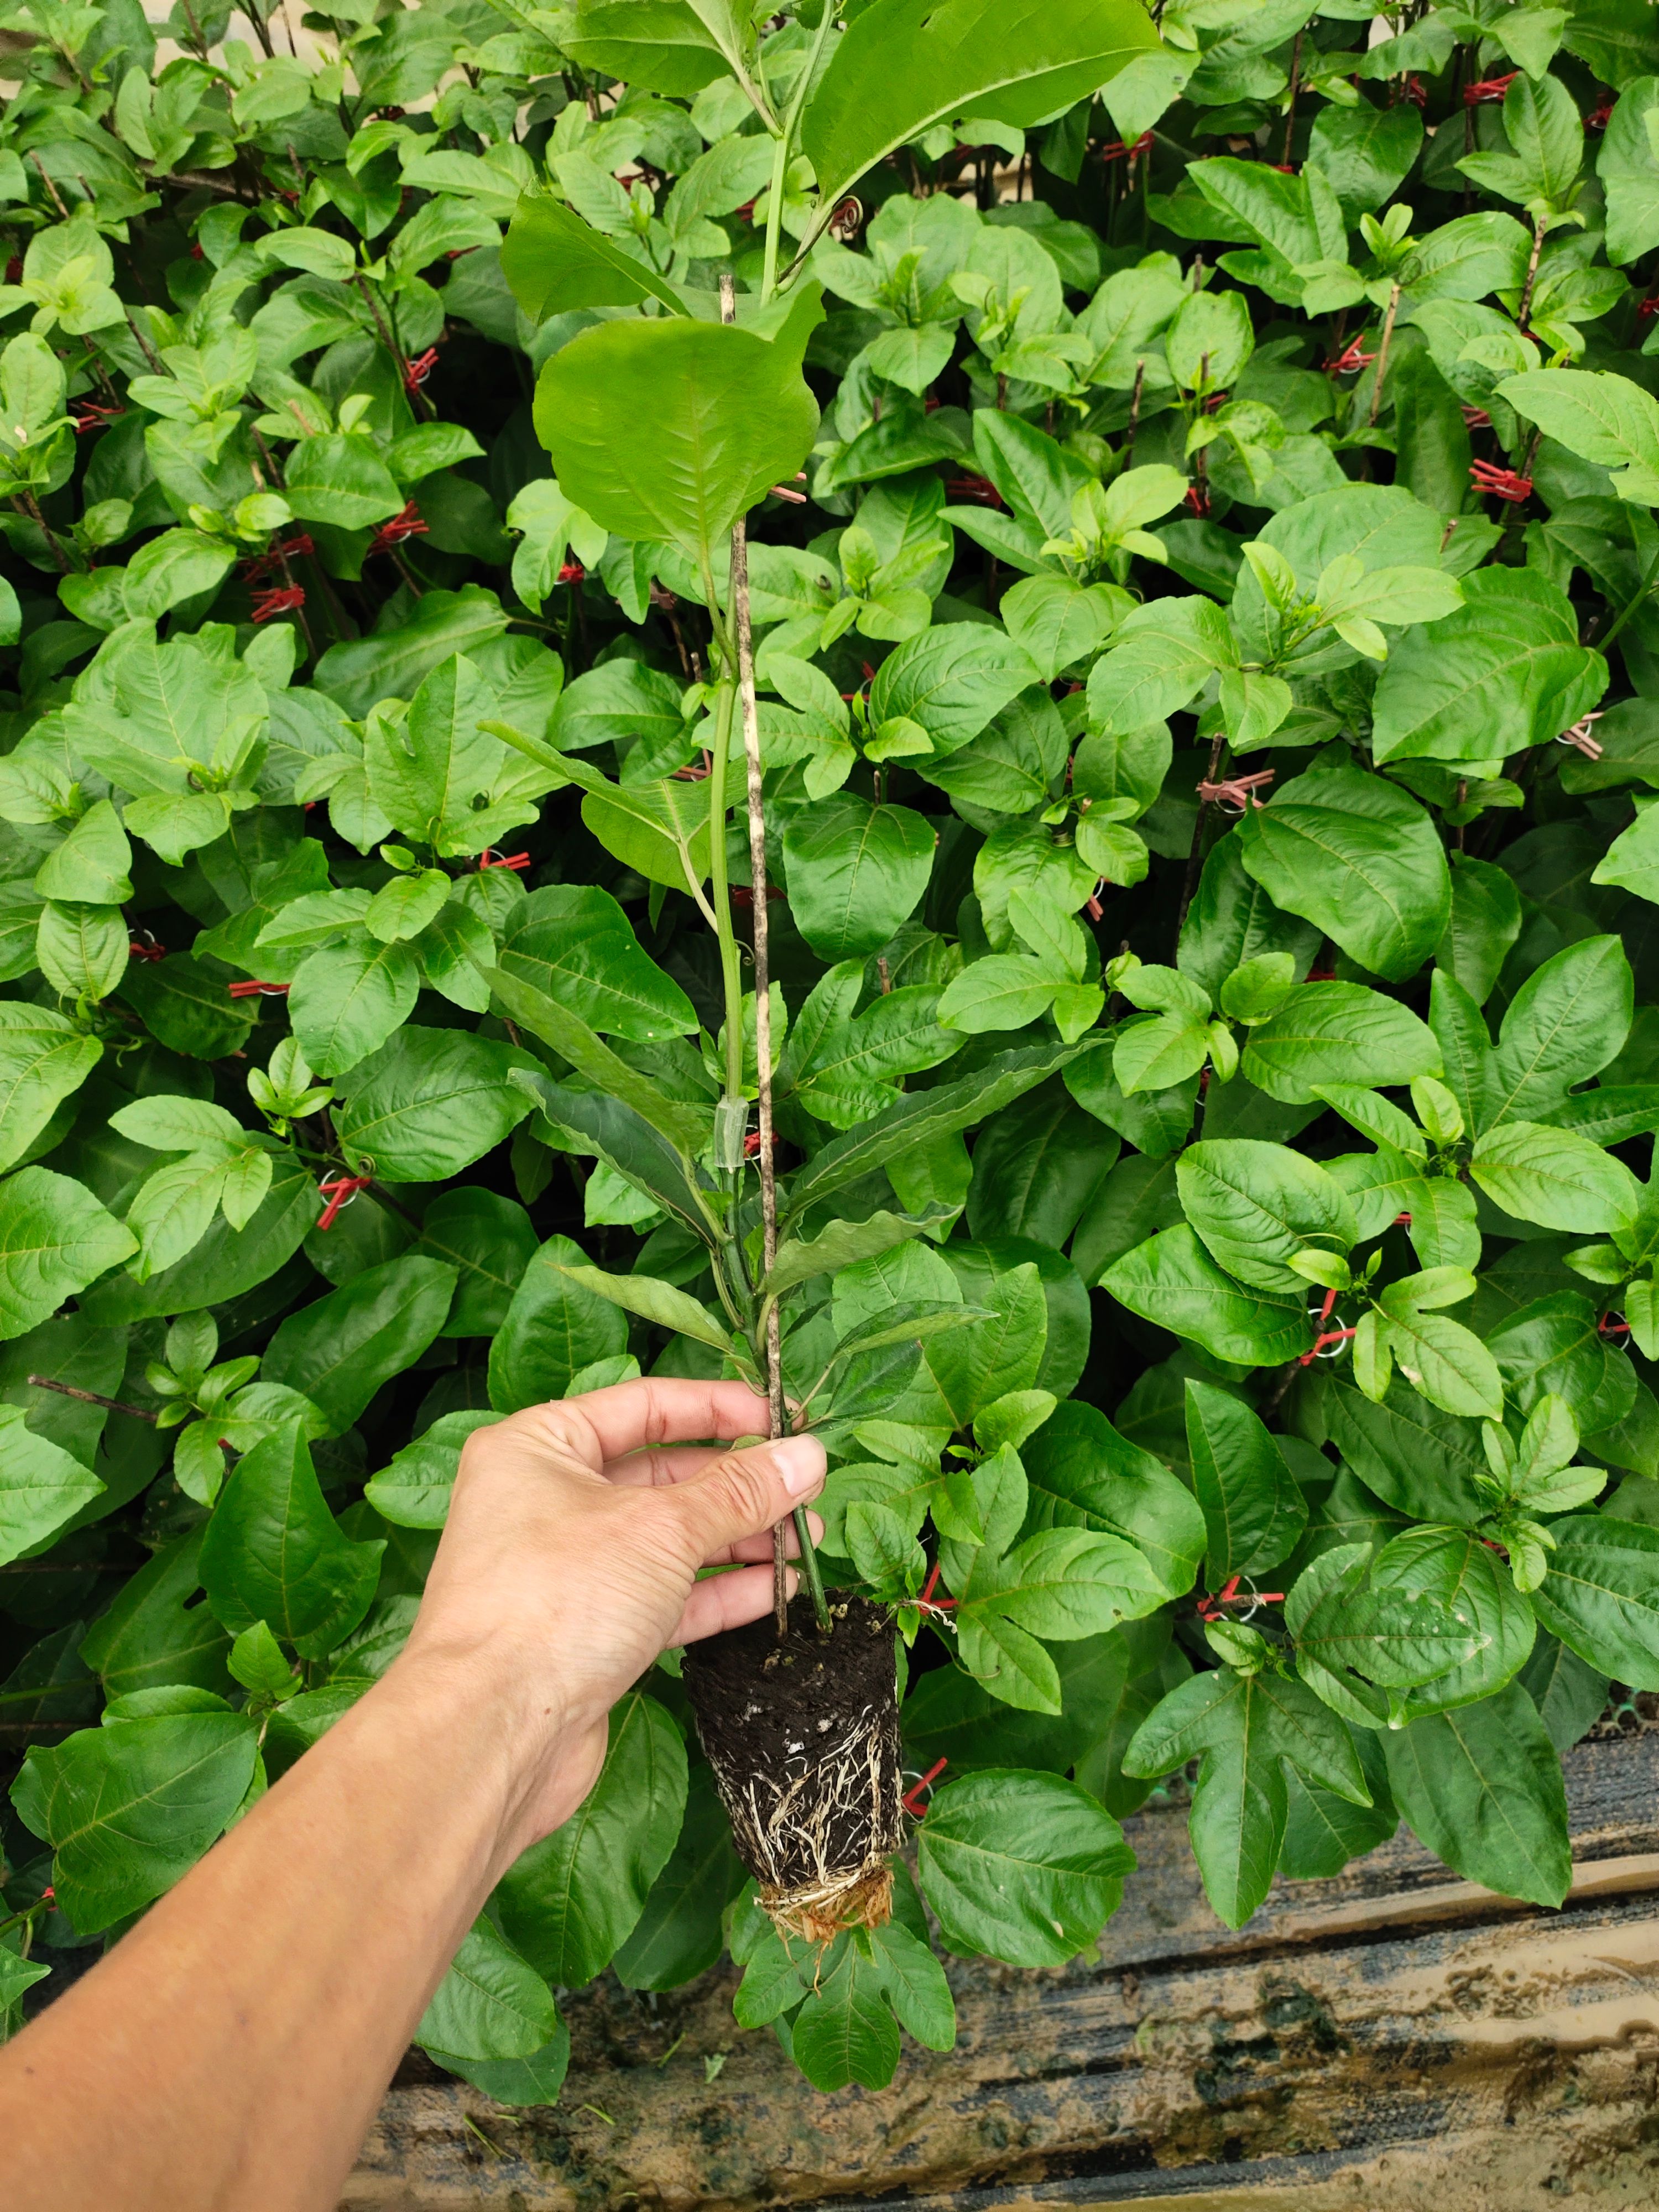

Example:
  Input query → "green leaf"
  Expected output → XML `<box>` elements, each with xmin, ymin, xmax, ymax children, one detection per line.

<box><xmin>79</xmin><ymin>1532</ymin><xmax>233</xmax><ymax>1700</ymax></box>
<box><xmin>364</xmin><ymin>1409</ymin><xmax>499</xmax><ymax>1529</ymax></box>
<box><xmin>1022</xmin><ymin>1399</ymin><xmax>1205</xmax><ymax>1598</ymax></box>
<box><xmin>9</xmin><ymin>1707</ymin><xmax>258</xmax><ymax>1934</ymax></box>
<box><xmin>263</xmin><ymin>1258</ymin><xmax>457</xmax><ymax>1436</ymax></box>
<box><xmin>1371</xmin><ymin>567</ymin><xmax>1604</xmax><ymax>765</ymax></box>
<box><xmin>482</xmin><ymin>963</ymin><xmax>711</xmax><ymax>1162</ymax></box>
<box><xmin>499</xmin><ymin>885</ymin><xmax>696</xmax><ymax>1043</ymax></box>
<box><xmin>556</xmin><ymin>1263</ymin><xmax>735</xmax><ymax>1358</ymax></box>
<box><xmin>916</xmin><ymin>1768</ymin><xmax>1135</xmax><ymax>1966</ymax></box>
<box><xmin>335</xmin><ymin>1027</ymin><xmax>536</xmax><ymax>1182</ymax></box>
<box><xmin>1381</xmin><ymin>1683</ymin><xmax>1571</xmax><ymax>1907</ymax></box>
<box><xmin>1528</xmin><ymin>1516</ymin><xmax>1659</xmax><ymax>1688</ymax></box>
<box><xmin>289</xmin><ymin>935</ymin><xmax>421</xmax><ymax>1080</ymax></box>
<box><xmin>1489</xmin><ymin>936</ymin><xmax>1633</xmax><ymax>1127</ymax></box>
<box><xmin>801</xmin><ymin>0</ymin><xmax>1160</xmax><ymax>216</ymax></box>
<box><xmin>502</xmin><ymin>191</ymin><xmax>688</xmax><ymax>320</ymax></box>
<box><xmin>1103</xmin><ymin>1225</ymin><xmax>1314</xmax><ymax>1365</ymax></box>
<box><xmin>535</xmin><ymin>314</ymin><xmax>820</xmax><ymax>563</ymax></box>
<box><xmin>0</xmin><ymin>1167</ymin><xmax>138</xmax><ymax>1335</ymax></box>
<box><xmin>1240</xmin><ymin>982</ymin><xmax>1442</xmax><ymax>1104</ymax></box>
<box><xmin>34</xmin><ymin>799</ymin><xmax>133</xmax><ymax>906</ymax></box>
<box><xmin>0</xmin><ymin>1005</ymin><xmax>101</xmax><ymax>1174</ymax></box>
<box><xmin>199</xmin><ymin>1422</ymin><xmax>383</xmax><ymax>1660</ymax></box>
<box><xmin>1499</xmin><ymin>366</ymin><xmax>1659</xmax><ymax>505</ymax></box>
<box><xmin>1471</xmin><ymin>1119</ymin><xmax>1639</xmax><ymax>1233</ymax></box>
<box><xmin>783</xmin><ymin>796</ymin><xmax>936</xmax><ymax>963</ymax></box>
<box><xmin>416</xmin><ymin>1917</ymin><xmax>558</xmax><ymax>2062</ymax></box>
<box><xmin>312</xmin><ymin>587</ymin><xmax>510</xmax><ymax>722</ymax></box>
<box><xmin>494</xmin><ymin>1692</ymin><xmax>687</xmax><ymax>1981</ymax></box>
<box><xmin>1599</xmin><ymin>74</ymin><xmax>1659</xmax><ymax>263</ymax></box>
<box><xmin>1186</xmin><ymin>1381</ymin><xmax>1308</xmax><ymax>1585</ymax></box>
<box><xmin>1236</xmin><ymin>757</ymin><xmax>1450</xmax><ymax>983</ymax></box>
<box><xmin>285</xmin><ymin>432</ymin><xmax>405</xmax><ymax>530</ymax></box>
<box><xmin>1122</xmin><ymin>1667</ymin><xmax>1369</xmax><ymax>1928</ymax></box>
<box><xmin>612</xmin><ymin>1763</ymin><xmax>745</xmax><ymax>1991</ymax></box>
<box><xmin>1176</xmin><ymin>1138</ymin><xmax>1357</xmax><ymax>1295</ymax></box>
<box><xmin>489</xmin><ymin>1235</ymin><xmax>632</xmax><ymax>1412</ymax></box>
<box><xmin>867</xmin><ymin>625</ymin><xmax>1039</xmax><ymax>756</ymax></box>
<box><xmin>0</xmin><ymin>1402</ymin><xmax>103</xmax><ymax>1567</ymax></box>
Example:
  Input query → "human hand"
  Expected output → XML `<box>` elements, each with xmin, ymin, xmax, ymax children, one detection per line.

<box><xmin>392</xmin><ymin>1377</ymin><xmax>826</xmax><ymax>1866</ymax></box>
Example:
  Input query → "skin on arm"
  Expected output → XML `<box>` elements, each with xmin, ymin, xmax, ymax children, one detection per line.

<box><xmin>0</xmin><ymin>1376</ymin><xmax>826</xmax><ymax>2212</ymax></box>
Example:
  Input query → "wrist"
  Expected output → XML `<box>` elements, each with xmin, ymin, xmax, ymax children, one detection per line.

<box><xmin>367</xmin><ymin>1634</ymin><xmax>572</xmax><ymax>1881</ymax></box>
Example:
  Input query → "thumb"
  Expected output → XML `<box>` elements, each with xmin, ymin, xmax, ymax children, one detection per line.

<box><xmin>665</xmin><ymin>1433</ymin><xmax>826</xmax><ymax>1561</ymax></box>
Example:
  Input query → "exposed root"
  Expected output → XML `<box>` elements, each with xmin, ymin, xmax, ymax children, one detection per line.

<box><xmin>682</xmin><ymin>1593</ymin><xmax>903</xmax><ymax>1939</ymax></box>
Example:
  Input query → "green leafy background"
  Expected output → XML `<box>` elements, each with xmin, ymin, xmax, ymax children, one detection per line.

<box><xmin>3</xmin><ymin>0</ymin><xmax>1659</xmax><ymax>2106</ymax></box>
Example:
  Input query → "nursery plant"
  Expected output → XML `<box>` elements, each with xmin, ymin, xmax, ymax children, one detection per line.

<box><xmin>6</xmin><ymin>0</ymin><xmax>1659</xmax><ymax>2106</ymax></box>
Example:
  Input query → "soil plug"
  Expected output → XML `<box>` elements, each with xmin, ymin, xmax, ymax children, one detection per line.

<box><xmin>682</xmin><ymin>1593</ymin><xmax>905</xmax><ymax>1941</ymax></box>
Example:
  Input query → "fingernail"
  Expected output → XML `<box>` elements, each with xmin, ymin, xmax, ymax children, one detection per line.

<box><xmin>774</xmin><ymin>1434</ymin><xmax>826</xmax><ymax>1496</ymax></box>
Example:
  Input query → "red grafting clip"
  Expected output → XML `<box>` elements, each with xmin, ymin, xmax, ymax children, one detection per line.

<box><xmin>1640</xmin><ymin>298</ymin><xmax>1659</xmax><ymax>322</ymax></box>
<box><xmin>1600</xmin><ymin>1312</ymin><xmax>1631</xmax><ymax>1339</ymax></box>
<box><xmin>1198</xmin><ymin>1575</ymin><xmax>1285</xmax><ymax>1621</ymax></box>
<box><xmin>1469</xmin><ymin>458</ymin><xmax>1533</xmax><ymax>503</ymax></box>
<box><xmin>902</xmin><ymin>1757</ymin><xmax>948</xmax><ymax>1818</ymax></box>
<box><xmin>404</xmin><ymin>346</ymin><xmax>439</xmax><ymax>393</ymax></box>
<box><xmin>1393</xmin><ymin>1211</ymin><xmax>1412</xmax><ymax>1227</ymax></box>
<box><xmin>1461</xmin><ymin>404</ymin><xmax>1492</xmax><ymax>429</ymax></box>
<box><xmin>1557</xmin><ymin>713</ymin><xmax>1605</xmax><ymax>758</ymax></box>
<box><xmin>1588</xmin><ymin>92</ymin><xmax>1617</xmax><ymax>130</ymax></box>
<box><xmin>1399</xmin><ymin>73</ymin><xmax>1427</xmax><ymax>107</ymax></box>
<box><xmin>769</xmin><ymin>482</ymin><xmax>808</xmax><ymax>504</ymax></box>
<box><xmin>369</xmin><ymin>502</ymin><xmax>427</xmax><ymax>555</ymax></box>
<box><xmin>1464</xmin><ymin>71</ymin><xmax>1517</xmax><ymax>105</ymax></box>
<box><xmin>557</xmin><ymin>560</ymin><xmax>585</xmax><ymax>583</ymax></box>
<box><xmin>127</xmin><ymin>932</ymin><xmax>165</xmax><ymax>963</ymax></box>
<box><xmin>478</xmin><ymin>850</ymin><xmax>530</xmax><ymax>871</ymax></box>
<box><xmin>316</xmin><ymin>1172</ymin><xmax>373</xmax><ymax>1230</ymax></box>
<box><xmin>250</xmin><ymin>584</ymin><xmax>305</xmax><ymax>623</ymax></box>
<box><xmin>1324</xmin><ymin>337</ymin><xmax>1376</xmax><ymax>374</ymax></box>
<box><xmin>1100</xmin><ymin>131</ymin><xmax>1153</xmax><ymax>163</ymax></box>
<box><xmin>70</xmin><ymin>399</ymin><xmax>124</xmax><ymax>433</ymax></box>
<box><xmin>1185</xmin><ymin>482</ymin><xmax>1211</xmax><ymax>518</ymax></box>
<box><xmin>227</xmin><ymin>979</ymin><xmax>290</xmax><ymax>998</ymax></box>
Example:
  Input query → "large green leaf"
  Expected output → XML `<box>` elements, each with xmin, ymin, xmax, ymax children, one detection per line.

<box><xmin>11</xmin><ymin>1706</ymin><xmax>258</xmax><ymax>1933</ymax></box>
<box><xmin>488</xmin><ymin>1234</ymin><xmax>631</xmax><ymax>1412</ymax></box>
<box><xmin>1236</xmin><ymin>756</ymin><xmax>1450</xmax><ymax>982</ymax></box>
<box><xmin>1381</xmin><ymin>1683</ymin><xmax>1571</xmax><ymax>1907</ymax></box>
<box><xmin>916</xmin><ymin>1767</ymin><xmax>1135</xmax><ymax>1966</ymax></box>
<box><xmin>335</xmin><ymin>1028</ymin><xmax>537</xmax><ymax>1182</ymax></box>
<box><xmin>494</xmin><ymin>1692</ymin><xmax>687</xmax><ymax>1981</ymax></box>
<box><xmin>782</xmin><ymin>795</ymin><xmax>936</xmax><ymax>962</ymax></box>
<box><xmin>1528</xmin><ymin>1516</ymin><xmax>1659</xmax><ymax>1688</ymax></box>
<box><xmin>502</xmin><ymin>192</ymin><xmax>688</xmax><ymax>320</ymax></box>
<box><xmin>1186</xmin><ymin>1381</ymin><xmax>1307</xmax><ymax>1585</ymax></box>
<box><xmin>1240</xmin><ymin>983</ymin><xmax>1442</xmax><ymax>1104</ymax></box>
<box><xmin>263</xmin><ymin>1258</ymin><xmax>458</xmax><ymax>1434</ymax></box>
<box><xmin>802</xmin><ymin>0</ymin><xmax>1161</xmax><ymax>216</ymax></box>
<box><xmin>199</xmin><ymin>1422</ymin><xmax>384</xmax><ymax>1659</ymax></box>
<box><xmin>1020</xmin><ymin>1398</ymin><xmax>1205</xmax><ymax>1599</ymax></box>
<box><xmin>535</xmin><ymin>313</ymin><xmax>821</xmax><ymax>561</ymax></box>
<box><xmin>1103</xmin><ymin>1225</ymin><xmax>1314</xmax><ymax>1365</ymax></box>
<box><xmin>416</xmin><ymin>1917</ymin><xmax>559</xmax><ymax>2062</ymax></box>
<box><xmin>0</xmin><ymin>1167</ymin><xmax>138</xmax><ymax>1337</ymax></box>
<box><xmin>498</xmin><ymin>885</ymin><xmax>696</xmax><ymax>1042</ymax></box>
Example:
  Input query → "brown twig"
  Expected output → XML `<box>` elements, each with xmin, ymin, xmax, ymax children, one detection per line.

<box><xmin>721</xmin><ymin>274</ymin><xmax>788</xmax><ymax>1637</ymax></box>
<box><xmin>1366</xmin><ymin>282</ymin><xmax>1402</xmax><ymax>429</ymax></box>
<box><xmin>28</xmin><ymin>1375</ymin><xmax>157</xmax><ymax>1422</ymax></box>
<box><xmin>1517</xmin><ymin>212</ymin><xmax>1548</xmax><ymax>332</ymax></box>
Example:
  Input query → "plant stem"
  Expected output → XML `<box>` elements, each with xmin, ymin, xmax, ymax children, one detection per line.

<box><xmin>760</xmin><ymin>127</ymin><xmax>790</xmax><ymax>308</ymax></box>
<box><xmin>721</xmin><ymin>272</ymin><xmax>827</xmax><ymax>1635</ymax></box>
<box><xmin>1366</xmin><ymin>282</ymin><xmax>1401</xmax><ymax>429</ymax></box>
<box><xmin>1517</xmin><ymin>212</ymin><xmax>1547</xmax><ymax>332</ymax></box>
<box><xmin>27</xmin><ymin>1374</ymin><xmax>157</xmax><ymax>1423</ymax></box>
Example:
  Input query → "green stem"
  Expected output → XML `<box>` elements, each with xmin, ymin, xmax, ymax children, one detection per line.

<box><xmin>1597</xmin><ymin>539</ymin><xmax>1659</xmax><ymax>651</ymax></box>
<box><xmin>760</xmin><ymin>127</ymin><xmax>790</xmax><ymax>307</ymax></box>
<box><xmin>792</xmin><ymin>1507</ymin><xmax>831</xmax><ymax>1631</ymax></box>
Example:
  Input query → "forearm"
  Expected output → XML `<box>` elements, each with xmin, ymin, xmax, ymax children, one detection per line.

<box><xmin>2</xmin><ymin>1646</ymin><xmax>549</xmax><ymax>2212</ymax></box>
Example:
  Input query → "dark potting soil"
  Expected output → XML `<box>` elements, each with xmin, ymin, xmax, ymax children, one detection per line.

<box><xmin>682</xmin><ymin>1592</ymin><xmax>904</xmax><ymax>1901</ymax></box>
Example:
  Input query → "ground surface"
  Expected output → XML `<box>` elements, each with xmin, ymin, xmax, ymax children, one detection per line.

<box><xmin>343</xmin><ymin>1728</ymin><xmax>1659</xmax><ymax>2210</ymax></box>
